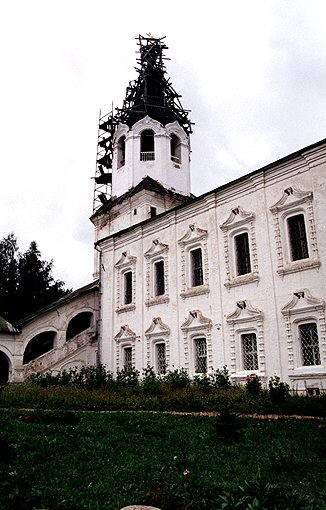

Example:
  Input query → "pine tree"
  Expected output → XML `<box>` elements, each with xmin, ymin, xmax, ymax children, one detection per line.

<box><xmin>0</xmin><ymin>234</ymin><xmax>71</xmax><ymax>323</ymax></box>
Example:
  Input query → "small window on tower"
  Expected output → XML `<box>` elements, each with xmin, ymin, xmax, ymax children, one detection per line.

<box><xmin>117</xmin><ymin>136</ymin><xmax>126</xmax><ymax>168</ymax></box>
<box><xmin>170</xmin><ymin>134</ymin><xmax>181</xmax><ymax>164</ymax></box>
<box><xmin>150</xmin><ymin>206</ymin><xmax>157</xmax><ymax>218</ymax></box>
<box><xmin>140</xmin><ymin>129</ymin><xmax>155</xmax><ymax>161</ymax></box>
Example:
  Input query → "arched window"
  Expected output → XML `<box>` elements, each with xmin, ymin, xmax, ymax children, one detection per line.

<box><xmin>66</xmin><ymin>312</ymin><xmax>93</xmax><ymax>341</ymax></box>
<box><xmin>170</xmin><ymin>134</ymin><xmax>181</xmax><ymax>163</ymax></box>
<box><xmin>23</xmin><ymin>331</ymin><xmax>56</xmax><ymax>364</ymax></box>
<box><xmin>117</xmin><ymin>136</ymin><xmax>126</xmax><ymax>168</ymax></box>
<box><xmin>0</xmin><ymin>351</ymin><xmax>10</xmax><ymax>383</ymax></box>
<box><xmin>140</xmin><ymin>130</ymin><xmax>155</xmax><ymax>161</ymax></box>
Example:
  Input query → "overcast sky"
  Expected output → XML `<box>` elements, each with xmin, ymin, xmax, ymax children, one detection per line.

<box><xmin>1</xmin><ymin>1</ymin><xmax>325</xmax><ymax>290</ymax></box>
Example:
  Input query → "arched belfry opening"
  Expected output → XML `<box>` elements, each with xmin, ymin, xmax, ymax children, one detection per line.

<box><xmin>0</xmin><ymin>352</ymin><xmax>10</xmax><ymax>383</ymax></box>
<box><xmin>140</xmin><ymin>129</ymin><xmax>155</xmax><ymax>161</ymax></box>
<box><xmin>92</xmin><ymin>34</ymin><xmax>193</xmax><ymax>212</ymax></box>
<box><xmin>170</xmin><ymin>133</ymin><xmax>181</xmax><ymax>163</ymax></box>
<box><xmin>117</xmin><ymin>136</ymin><xmax>126</xmax><ymax>168</ymax></box>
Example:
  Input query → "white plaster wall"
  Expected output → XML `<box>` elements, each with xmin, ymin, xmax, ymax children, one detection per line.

<box><xmin>98</xmin><ymin>140</ymin><xmax>326</xmax><ymax>390</ymax></box>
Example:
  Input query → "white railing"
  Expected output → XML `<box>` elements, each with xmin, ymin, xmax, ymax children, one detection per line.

<box><xmin>140</xmin><ymin>151</ymin><xmax>155</xmax><ymax>161</ymax></box>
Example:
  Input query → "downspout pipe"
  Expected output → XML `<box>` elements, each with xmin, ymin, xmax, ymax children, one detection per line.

<box><xmin>95</xmin><ymin>244</ymin><xmax>103</xmax><ymax>365</ymax></box>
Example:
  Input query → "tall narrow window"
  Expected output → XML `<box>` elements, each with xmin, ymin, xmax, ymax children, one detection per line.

<box><xmin>287</xmin><ymin>214</ymin><xmax>309</xmax><ymax>261</ymax></box>
<box><xmin>154</xmin><ymin>260</ymin><xmax>165</xmax><ymax>296</ymax></box>
<box><xmin>140</xmin><ymin>129</ymin><xmax>155</xmax><ymax>161</ymax></box>
<box><xmin>235</xmin><ymin>232</ymin><xmax>251</xmax><ymax>275</ymax></box>
<box><xmin>124</xmin><ymin>347</ymin><xmax>132</xmax><ymax>369</ymax></box>
<box><xmin>156</xmin><ymin>343</ymin><xmax>166</xmax><ymax>374</ymax></box>
<box><xmin>170</xmin><ymin>134</ymin><xmax>181</xmax><ymax>163</ymax></box>
<box><xmin>190</xmin><ymin>248</ymin><xmax>203</xmax><ymax>287</ymax></box>
<box><xmin>299</xmin><ymin>323</ymin><xmax>320</xmax><ymax>366</ymax></box>
<box><xmin>117</xmin><ymin>136</ymin><xmax>126</xmax><ymax>168</ymax></box>
<box><xmin>124</xmin><ymin>271</ymin><xmax>132</xmax><ymax>305</ymax></box>
<box><xmin>242</xmin><ymin>333</ymin><xmax>258</xmax><ymax>371</ymax></box>
<box><xmin>194</xmin><ymin>337</ymin><xmax>207</xmax><ymax>373</ymax></box>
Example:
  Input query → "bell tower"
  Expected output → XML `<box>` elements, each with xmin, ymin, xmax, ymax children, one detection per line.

<box><xmin>92</xmin><ymin>35</ymin><xmax>193</xmax><ymax>216</ymax></box>
<box><xmin>91</xmin><ymin>33</ymin><xmax>194</xmax><ymax>278</ymax></box>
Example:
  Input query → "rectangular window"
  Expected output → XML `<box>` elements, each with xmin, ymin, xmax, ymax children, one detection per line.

<box><xmin>150</xmin><ymin>206</ymin><xmax>157</xmax><ymax>218</ymax></box>
<box><xmin>190</xmin><ymin>248</ymin><xmax>203</xmax><ymax>287</ymax></box>
<box><xmin>242</xmin><ymin>332</ymin><xmax>258</xmax><ymax>371</ymax></box>
<box><xmin>156</xmin><ymin>343</ymin><xmax>166</xmax><ymax>375</ymax></box>
<box><xmin>235</xmin><ymin>232</ymin><xmax>251</xmax><ymax>275</ymax></box>
<box><xmin>287</xmin><ymin>214</ymin><xmax>309</xmax><ymax>261</ymax></box>
<box><xmin>124</xmin><ymin>271</ymin><xmax>132</xmax><ymax>305</ymax></box>
<box><xmin>299</xmin><ymin>323</ymin><xmax>321</xmax><ymax>366</ymax></box>
<box><xmin>124</xmin><ymin>347</ymin><xmax>132</xmax><ymax>369</ymax></box>
<box><xmin>194</xmin><ymin>337</ymin><xmax>207</xmax><ymax>373</ymax></box>
<box><xmin>154</xmin><ymin>260</ymin><xmax>165</xmax><ymax>296</ymax></box>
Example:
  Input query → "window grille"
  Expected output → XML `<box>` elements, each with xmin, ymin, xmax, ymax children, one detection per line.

<box><xmin>235</xmin><ymin>233</ymin><xmax>251</xmax><ymax>275</ymax></box>
<box><xmin>190</xmin><ymin>248</ymin><xmax>203</xmax><ymax>287</ymax></box>
<box><xmin>287</xmin><ymin>214</ymin><xmax>309</xmax><ymax>261</ymax></box>
<box><xmin>124</xmin><ymin>271</ymin><xmax>133</xmax><ymax>304</ymax></box>
<box><xmin>124</xmin><ymin>347</ymin><xmax>132</xmax><ymax>369</ymax></box>
<box><xmin>194</xmin><ymin>337</ymin><xmax>207</xmax><ymax>373</ymax></box>
<box><xmin>242</xmin><ymin>333</ymin><xmax>258</xmax><ymax>371</ymax></box>
<box><xmin>156</xmin><ymin>343</ymin><xmax>166</xmax><ymax>374</ymax></box>
<box><xmin>140</xmin><ymin>151</ymin><xmax>155</xmax><ymax>161</ymax></box>
<box><xmin>299</xmin><ymin>323</ymin><xmax>321</xmax><ymax>366</ymax></box>
<box><xmin>154</xmin><ymin>260</ymin><xmax>165</xmax><ymax>296</ymax></box>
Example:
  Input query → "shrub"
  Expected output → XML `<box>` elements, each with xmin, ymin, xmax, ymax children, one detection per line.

<box><xmin>163</xmin><ymin>368</ymin><xmax>190</xmax><ymax>390</ymax></box>
<box><xmin>269</xmin><ymin>376</ymin><xmax>290</xmax><ymax>403</ymax></box>
<box><xmin>141</xmin><ymin>366</ymin><xmax>163</xmax><ymax>395</ymax></box>
<box><xmin>116</xmin><ymin>366</ymin><xmax>140</xmax><ymax>388</ymax></box>
<box><xmin>246</xmin><ymin>374</ymin><xmax>263</xmax><ymax>398</ymax></box>
<box><xmin>212</xmin><ymin>366</ymin><xmax>231</xmax><ymax>389</ymax></box>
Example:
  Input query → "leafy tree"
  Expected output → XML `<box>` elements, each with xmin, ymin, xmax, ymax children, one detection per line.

<box><xmin>0</xmin><ymin>234</ymin><xmax>71</xmax><ymax>323</ymax></box>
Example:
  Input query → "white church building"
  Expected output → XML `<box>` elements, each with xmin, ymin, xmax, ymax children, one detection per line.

<box><xmin>1</xmin><ymin>35</ymin><xmax>326</xmax><ymax>393</ymax></box>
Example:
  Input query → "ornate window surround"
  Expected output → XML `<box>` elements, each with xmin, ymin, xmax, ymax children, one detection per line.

<box><xmin>281</xmin><ymin>289</ymin><xmax>326</xmax><ymax>375</ymax></box>
<box><xmin>144</xmin><ymin>240</ymin><xmax>169</xmax><ymax>307</ymax></box>
<box><xmin>178</xmin><ymin>224</ymin><xmax>209</xmax><ymax>298</ymax></box>
<box><xmin>226</xmin><ymin>300</ymin><xmax>265</xmax><ymax>381</ymax></box>
<box><xmin>220</xmin><ymin>207</ymin><xmax>259</xmax><ymax>288</ymax></box>
<box><xmin>270</xmin><ymin>187</ymin><xmax>320</xmax><ymax>276</ymax></box>
<box><xmin>114</xmin><ymin>324</ymin><xmax>137</xmax><ymax>370</ymax></box>
<box><xmin>145</xmin><ymin>317</ymin><xmax>170</xmax><ymax>371</ymax></box>
<box><xmin>180</xmin><ymin>310</ymin><xmax>213</xmax><ymax>374</ymax></box>
<box><xmin>115</xmin><ymin>251</ymin><xmax>137</xmax><ymax>313</ymax></box>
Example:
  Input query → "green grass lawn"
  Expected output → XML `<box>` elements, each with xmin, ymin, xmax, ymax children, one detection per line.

<box><xmin>1</xmin><ymin>409</ymin><xmax>326</xmax><ymax>510</ymax></box>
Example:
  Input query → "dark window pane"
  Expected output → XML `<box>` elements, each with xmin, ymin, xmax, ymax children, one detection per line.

<box><xmin>287</xmin><ymin>214</ymin><xmax>309</xmax><ymax>261</ymax></box>
<box><xmin>191</xmin><ymin>248</ymin><xmax>203</xmax><ymax>286</ymax></box>
<box><xmin>156</xmin><ymin>343</ymin><xmax>166</xmax><ymax>374</ymax></box>
<box><xmin>242</xmin><ymin>333</ymin><xmax>258</xmax><ymax>371</ymax></box>
<box><xmin>124</xmin><ymin>271</ymin><xmax>132</xmax><ymax>304</ymax></box>
<box><xmin>195</xmin><ymin>338</ymin><xmax>207</xmax><ymax>373</ymax></box>
<box><xmin>299</xmin><ymin>323</ymin><xmax>320</xmax><ymax>366</ymax></box>
<box><xmin>154</xmin><ymin>260</ymin><xmax>165</xmax><ymax>296</ymax></box>
<box><xmin>124</xmin><ymin>347</ymin><xmax>132</xmax><ymax>369</ymax></box>
<box><xmin>235</xmin><ymin>233</ymin><xmax>251</xmax><ymax>275</ymax></box>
